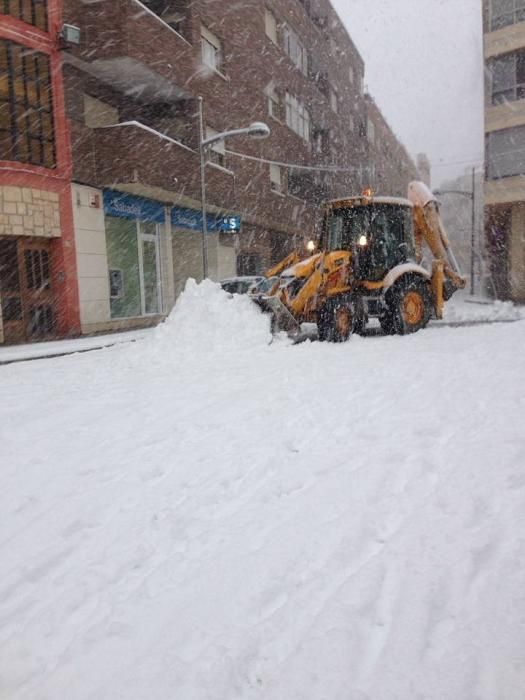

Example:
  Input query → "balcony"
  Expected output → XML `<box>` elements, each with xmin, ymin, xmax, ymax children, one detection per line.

<box><xmin>80</xmin><ymin>121</ymin><xmax>235</xmax><ymax>211</ymax></box>
<box><xmin>65</xmin><ymin>0</ymin><xmax>194</xmax><ymax>105</ymax></box>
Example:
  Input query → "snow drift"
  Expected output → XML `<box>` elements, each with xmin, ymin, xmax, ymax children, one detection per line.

<box><xmin>153</xmin><ymin>278</ymin><xmax>272</xmax><ymax>354</ymax></box>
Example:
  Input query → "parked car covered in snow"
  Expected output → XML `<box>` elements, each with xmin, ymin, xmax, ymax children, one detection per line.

<box><xmin>220</xmin><ymin>276</ymin><xmax>265</xmax><ymax>295</ymax></box>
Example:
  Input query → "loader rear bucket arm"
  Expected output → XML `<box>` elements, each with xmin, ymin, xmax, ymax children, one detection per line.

<box><xmin>264</xmin><ymin>251</ymin><xmax>302</xmax><ymax>278</ymax></box>
<box><xmin>408</xmin><ymin>181</ymin><xmax>466</xmax><ymax>297</ymax></box>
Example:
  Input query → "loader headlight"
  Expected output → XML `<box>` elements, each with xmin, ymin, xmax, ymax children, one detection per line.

<box><xmin>358</xmin><ymin>235</ymin><xmax>368</xmax><ymax>247</ymax></box>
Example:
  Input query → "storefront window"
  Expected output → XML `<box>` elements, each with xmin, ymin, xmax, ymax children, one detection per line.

<box><xmin>106</xmin><ymin>217</ymin><xmax>142</xmax><ymax>319</ymax></box>
<box><xmin>0</xmin><ymin>39</ymin><xmax>55</xmax><ymax>168</ymax></box>
<box><xmin>104</xmin><ymin>192</ymin><xmax>163</xmax><ymax>319</ymax></box>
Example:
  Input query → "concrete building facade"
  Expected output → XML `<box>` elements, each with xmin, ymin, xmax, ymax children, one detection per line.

<box><xmin>483</xmin><ymin>0</ymin><xmax>525</xmax><ymax>301</ymax></box>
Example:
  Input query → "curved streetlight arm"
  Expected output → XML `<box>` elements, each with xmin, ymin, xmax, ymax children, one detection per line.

<box><xmin>202</xmin><ymin>124</ymin><xmax>270</xmax><ymax>149</ymax></box>
<box><xmin>202</xmin><ymin>127</ymin><xmax>254</xmax><ymax>149</ymax></box>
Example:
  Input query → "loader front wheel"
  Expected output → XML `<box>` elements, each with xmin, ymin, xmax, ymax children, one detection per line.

<box><xmin>318</xmin><ymin>295</ymin><xmax>354</xmax><ymax>342</ymax></box>
<box><xmin>385</xmin><ymin>277</ymin><xmax>432</xmax><ymax>335</ymax></box>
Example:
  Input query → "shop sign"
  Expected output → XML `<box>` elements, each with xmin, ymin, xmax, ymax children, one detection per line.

<box><xmin>103</xmin><ymin>190</ymin><xmax>165</xmax><ymax>223</ymax></box>
<box><xmin>171</xmin><ymin>206</ymin><xmax>240</xmax><ymax>234</ymax></box>
<box><xmin>219</xmin><ymin>216</ymin><xmax>241</xmax><ymax>232</ymax></box>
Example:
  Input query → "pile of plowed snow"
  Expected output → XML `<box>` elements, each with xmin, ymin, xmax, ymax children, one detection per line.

<box><xmin>443</xmin><ymin>296</ymin><xmax>524</xmax><ymax>323</ymax></box>
<box><xmin>152</xmin><ymin>279</ymin><xmax>272</xmax><ymax>354</ymax></box>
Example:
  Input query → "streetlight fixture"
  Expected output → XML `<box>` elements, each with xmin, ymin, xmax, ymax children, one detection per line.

<box><xmin>433</xmin><ymin>167</ymin><xmax>476</xmax><ymax>296</ymax></box>
<box><xmin>197</xmin><ymin>96</ymin><xmax>270</xmax><ymax>278</ymax></box>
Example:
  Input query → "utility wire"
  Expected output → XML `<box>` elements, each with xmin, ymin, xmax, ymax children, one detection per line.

<box><xmin>225</xmin><ymin>149</ymin><xmax>360</xmax><ymax>173</ymax></box>
<box><xmin>226</xmin><ymin>148</ymin><xmax>486</xmax><ymax>175</ymax></box>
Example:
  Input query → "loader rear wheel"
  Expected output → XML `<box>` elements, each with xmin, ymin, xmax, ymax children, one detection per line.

<box><xmin>318</xmin><ymin>295</ymin><xmax>354</xmax><ymax>342</ymax></box>
<box><xmin>384</xmin><ymin>277</ymin><xmax>432</xmax><ymax>335</ymax></box>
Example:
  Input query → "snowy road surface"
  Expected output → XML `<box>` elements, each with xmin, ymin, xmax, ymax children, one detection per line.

<box><xmin>2</xmin><ymin>281</ymin><xmax>525</xmax><ymax>700</ymax></box>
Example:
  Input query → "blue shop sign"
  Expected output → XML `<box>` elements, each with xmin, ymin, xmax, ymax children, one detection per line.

<box><xmin>219</xmin><ymin>216</ymin><xmax>241</xmax><ymax>232</ymax></box>
<box><xmin>171</xmin><ymin>206</ymin><xmax>240</xmax><ymax>234</ymax></box>
<box><xmin>104</xmin><ymin>190</ymin><xmax>165</xmax><ymax>223</ymax></box>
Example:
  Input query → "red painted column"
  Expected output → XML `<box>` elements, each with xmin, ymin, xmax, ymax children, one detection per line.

<box><xmin>0</xmin><ymin>1</ymin><xmax>81</xmax><ymax>338</ymax></box>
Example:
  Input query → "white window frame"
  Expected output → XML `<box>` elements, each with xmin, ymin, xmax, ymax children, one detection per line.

<box><xmin>330</xmin><ymin>86</ymin><xmax>338</xmax><ymax>113</ymax></box>
<box><xmin>201</xmin><ymin>25</ymin><xmax>222</xmax><ymax>73</ymax></box>
<box><xmin>265</xmin><ymin>8</ymin><xmax>278</xmax><ymax>44</ymax></box>
<box><xmin>367</xmin><ymin>118</ymin><xmax>375</xmax><ymax>144</ymax></box>
<box><xmin>265</xmin><ymin>81</ymin><xmax>280</xmax><ymax>120</ymax></box>
<box><xmin>348</xmin><ymin>65</ymin><xmax>354</xmax><ymax>84</ymax></box>
<box><xmin>285</xmin><ymin>92</ymin><xmax>310</xmax><ymax>142</ymax></box>
<box><xmin>283</xmin><ymin>23</ymin><xmax>308</xmax><ymax>75</ymax></box>
<box><xmin>205</xmin><ymin>126</ymin><xmax>226</xmax><ymax>168</ymax></box>
<box><xmin>138</xmin><ymin>221</ymin><xmax>163</xmax><ymax>316</ymax></box>
<box><xmin>270</xmin><ymin>163</ymin><xmax>283</xmax><ymax>193</ymax></box>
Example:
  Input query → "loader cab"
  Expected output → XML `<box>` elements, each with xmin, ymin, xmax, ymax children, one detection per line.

<box><xmin>322</xmin><ymin>197</ymin><xmax>415</xmax><ymax>282</ymax></box>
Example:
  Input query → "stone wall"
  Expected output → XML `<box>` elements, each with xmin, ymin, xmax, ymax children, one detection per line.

<box><xmin>0</xmin><ymin>186</ymin><xmax>61</xmax><ymax>238</ymax></box>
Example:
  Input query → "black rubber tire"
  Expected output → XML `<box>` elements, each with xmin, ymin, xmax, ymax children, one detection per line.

<box><xmin>383</xmin><ymin>276</ymin><xmax>432</xmax><ymax>335</ymax></box>
<box><xmin>378</xmin><ymin>309</ymin><xmax>396</xmax><ymax>335</ymax></box>
<box><xmin>317</xmin><ymin>294</ymin><xmax>354</xmax><ymax>343</ymax></box>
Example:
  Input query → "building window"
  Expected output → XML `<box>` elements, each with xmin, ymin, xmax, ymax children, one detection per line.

<box><xmin>329</xmin><ymin>86</ymin><xmax>338</xmax><ymax>113</ymax></box>
<box><xmin>201</xmin><ymin>25</ymin><xmax>222</xmax><ymax>73</ymax></box>
<box><xmin>265</xmin><ymin>8</ymin><xmax>278</xmax><ymax>44</ymax></box>
<box><xmin>487</xmin><ymin>125</ymin><xmax>525</xmax><ymax>178</ymax></box>
<box><xmin>490</xmin><ymin>0</ymin><xmax>525</xmax><ymax>30</ymax></box>
<box><xmin>237</xmin><ymin>253</ymin><xmax>261</xmax><ymax>275</ymax></box>
<box><xmin>2</xmin><ymin>0</ymin><xmax>47</xmax><ymax>31</ymax></box>
<box><xmin>349</xmin><ymin>114</ymin><xmax>355</xmax><ymax>134</ymax></box>
<box><xmin>285</xmin><ymin>92</ymin><xmax>310</xmax><ymax>141</ymax></box>
<box><xmin>205</xmin><ymin>126</ymin><xmax>226</xmax><ymax>168</ymax></box>
<box><xmin>0</xmin><ymin>40</ymin><xmax>55</xmax><ymax>168</ymax></box>
<box><xmin>141</xmin><ymin>0</ymin><xmax>189</xmax><ymax>36</ymax></box>
<box><xmin>106</xmin><ymin>217</ymin><xmax>162</xmax><ymax>318</ymax></box>
<box><xmin>288</xmin><ymin>168</ymin><xmax>312</xmax><ymax>200</ymax></box>
<box><xmin>283</xmin><ymin>24</ymin><xmax>308</xmax><ymax>75</ymax></box>
<box><xmin>490</xmin><ymin>51</ymin><xmax>525</xmax><ymax>104</ymax></box>
<box><xmin>349</xmin><ymin>65</ymin><xmax>354</xmax><ymax>84</ymax></box>
<box><xmin>367</xmin><ymin>118</ymin><xmax>375</xmax><ymax>144</ymax></box>
<box><xmin>265</xmin><ymin>81</ymin><xmax>280</xmax><ymax>120</ymax></box>
<box><xmin>270</xmin><ymin>163</ymin><xmax>283</xmax><ymax>193</ymax></box>
<box><xmin>313</xmin><ymin>127</ymin><xmax>329</xmax><ymax>155</ymax></box>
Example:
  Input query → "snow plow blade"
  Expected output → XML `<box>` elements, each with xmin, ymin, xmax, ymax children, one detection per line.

<box><xmin>253</xmin><ymin>295</ymin><xmax>302</xmax><ymax>338</ymax></box>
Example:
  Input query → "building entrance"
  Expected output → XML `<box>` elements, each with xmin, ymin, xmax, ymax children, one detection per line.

<box><xmin>0</xmin><ymin>237</ymin><xmax>56</xmax><ymax>344</ymax></box>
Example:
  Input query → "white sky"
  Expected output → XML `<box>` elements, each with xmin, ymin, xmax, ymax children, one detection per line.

<box><xmin>331</xmin><ymin>0</ymin><xmax>485</xmax><ymax>186</ymax></box>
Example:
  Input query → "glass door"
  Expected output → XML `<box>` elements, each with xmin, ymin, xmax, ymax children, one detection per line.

<box><xmin>139</xmin><ymin>222</ymin><xmax>162</xmax><ymax>315</ymax></box>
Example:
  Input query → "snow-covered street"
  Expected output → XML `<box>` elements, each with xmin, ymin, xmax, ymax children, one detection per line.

<box><xmin>2</xmin><ymin>282</ymin><xmax>525</xmax><ymax>700</ymax></box>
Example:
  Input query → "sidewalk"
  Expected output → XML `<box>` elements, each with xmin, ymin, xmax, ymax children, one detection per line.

<box><xmin>0</xmin><ymin>328</ymin><xmax>152</xmax><ymax>365</ymax></box>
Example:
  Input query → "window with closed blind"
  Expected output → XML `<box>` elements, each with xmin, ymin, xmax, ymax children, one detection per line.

<box><xmin>1</xmin><ymin>0</ymin><xmax>47</xmax><ymax>31</ymax></box>
<box><xmin>0</xmin><ymin>40</ymin><xmax>55</xmax><ymax>168</ymax></box>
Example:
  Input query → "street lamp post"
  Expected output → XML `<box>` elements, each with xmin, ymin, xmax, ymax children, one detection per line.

<box><xmin>433</xmin><ymin>167</ymin><xmax>476</xmax><ymax>296</ymax></box>
<box><xmin>197</xmin><ymin>96</ymin><xmax>270</xmax><ymax>279</ymax></box>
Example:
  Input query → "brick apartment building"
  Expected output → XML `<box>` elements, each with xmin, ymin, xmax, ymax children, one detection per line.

<box><xmin>364</xmin><ymin>94</ymin><xmax>419</xmax><ymax>197</ymax></box>
<box><xmin>0</xmin><ymin>0</ymin><xmax>420</xmax><ymax>342</ymax></box>
<box><xmin>483</xmin><ymin>0</ymin><xmax>525</xmax><ymax>301</ymax></box>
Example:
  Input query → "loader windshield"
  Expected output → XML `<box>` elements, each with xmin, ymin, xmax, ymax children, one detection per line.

<box><xmin>325</xmin><ymin>203</ymin><xmax>414</xmax><ymax>260</ymax></box>
<box><xmin>326</xmin><ymin>206</ymin><xmax>370</xmax><ymax>251</ymax></box>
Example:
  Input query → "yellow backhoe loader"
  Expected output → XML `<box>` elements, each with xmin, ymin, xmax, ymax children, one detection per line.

<box><xmin>255</xmin><ymin>181</ymin><xmax>466</xmax><ymax>341</ymax></box>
